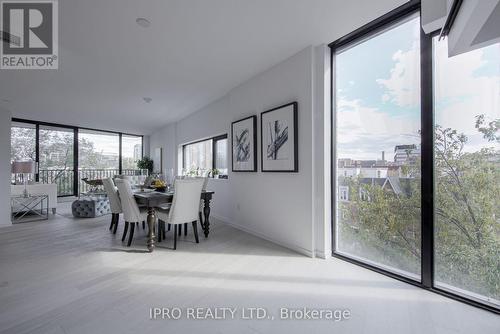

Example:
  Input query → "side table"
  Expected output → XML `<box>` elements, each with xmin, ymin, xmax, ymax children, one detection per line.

<box><xmin>11</xmin><ymin>194</ymin><xmax>49</xmax><ymax>223</ymax></box>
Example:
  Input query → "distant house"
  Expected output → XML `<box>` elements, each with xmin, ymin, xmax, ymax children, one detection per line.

<box><xmin>337</xmin><ymin>175</ymin><xmax>417</xmax><ymax>230</ymax></box>
<box><xmin>338</xmin><ymin>175</ymin><xmax>415</xmax><ymax>203</ymax></box>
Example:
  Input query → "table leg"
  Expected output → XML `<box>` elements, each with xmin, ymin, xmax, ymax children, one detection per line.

<box><xmin>147</xmin><ymin>207</ymin><xmax>156</xmax><ymax>252</ymax></box>
<box><xmin>203</xmin><ymin>197</ymin><xmax>211</xmax><ymax>238</ymax></box>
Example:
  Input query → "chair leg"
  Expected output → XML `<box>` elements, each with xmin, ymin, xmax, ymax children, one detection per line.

<box><xmin>162</xmin><ymin>221</ymin><xmax>166</xmax><ymax>240</ymax></box>
<box><xmin>109</xmin><ymin>213</ymin><xmax>115</xmax><ymax>230</ymax></box>
<box><xmin>178</xmin><ymin>224</ymin><xmax>182</xmax><ymax>236</ymax></box>
<box><xmin>184</xmin><ymin>223</ymin><xmax>188</xmax><ymax>236</ymax></box>
<box><xmin>199</xmin><ymin>211</ymin><xmax>203</xmax><ymax>229</ymax></box>
<box><xmin>112</xmin><ymin>216</ymin><xmax>119</xmax><ymax>234</ymax></box>
<box><xmin>168</xmin><ymin>224</ymin><xmax>171</xmax><ymax>231</ymax></box>
<box><xmin>127</xmin><ymin>223</ymin><xmax>135</xmax><ymax>247</ymax></box>
<box><xmin>122</xmin><ymin>222</ymin><xmax>129</xmax><ymax>242</ymax></box>
<box><xmin>192</xmin><ymin>221</ymin><xmax>199</xmax><ymax>244</ymax></box>
<box><xmin>173</xmin><ymin>225</ymin><xmax>177</xmax><ymax>250</ymax></box>
<box><xmin>142</xmin><ymin>221</ymin><xmax>145</xmax><ymax>230</ymax></box>
<box><xmin>157</xmin><ymin>220</ymin><xmax>163</xmax><ymax>243</ymax></box>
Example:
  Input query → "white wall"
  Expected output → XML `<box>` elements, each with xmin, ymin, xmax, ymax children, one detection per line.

<box><xmin>0</xmin><ymin>107</ymin><xmax>12</xmax><ymax>227</ymax></box>
<box><xmin>150</xmin><ymin>46</ymin><xmax>331</xmax><ymax>257</ymax></box>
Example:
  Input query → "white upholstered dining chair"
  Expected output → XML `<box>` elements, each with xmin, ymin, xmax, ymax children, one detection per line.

<box><xmin>103</xmin><ymin>178</ymin><xmax>122</xmax><ymax>234</ymax></box>
<box><xmin>115</xmin><ymin>178</ymin><xmax>148</xmax><ymax>247</ymax></box>
<box><xmin>156</xmin><ymin>178</ymin><xmax>204</xmax><ymax>250</ymax></box>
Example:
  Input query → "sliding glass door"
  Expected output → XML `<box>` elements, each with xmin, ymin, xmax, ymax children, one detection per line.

<box><xmin>334</xmin><ymin>14</ymin><xmax>422</xmax><ymax>279</ymax></box>
<box><xmin>433</xmin><ymin>37</ymin><xmax>500</xmax><ymax>307</ymax></box>
<box><xmin>39</xmin><ymin>126</ymin><xmax>75</xmax><ymax>196</ymax></box>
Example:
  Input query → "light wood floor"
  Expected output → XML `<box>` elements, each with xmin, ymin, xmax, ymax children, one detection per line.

<box><xmin>0</xmin><ymin>202</ymin><xmax>498</xmax><ymax>334</ymax></box>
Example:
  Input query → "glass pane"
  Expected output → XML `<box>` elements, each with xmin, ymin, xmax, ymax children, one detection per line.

<box><xmin>39</xmin><ymin>126</ymin><xmax>74</xmax><ymax>196</ymax></box>
<box><xmin>335</xmin><ymin>15</ymin><xmax>421</xmax><ymax>279</ymax></box>
<box><xmin>433</xmin><ymin>37</ymin><xmax>500</xmax><ymax>307</ymax></box>
<box><xmin>11</xmin><ymin>122</ymin><xmax>36</xmax><ymax>163</ymax></box>
<box><xmin>78</xmin><ymin>130</ymin><xmax>120</xmax><ymax>193</ymax></box>
<box><xmin>11</xmin><ymin>122</ymin><xmax>37</xmax><ymax>184</ymax></box>
<box><xmin>215</xmin><ymin>138</ymin><xmax>228</xmax><ymax>175</ymax></box>
<box><xmin>122</xmin><ymin>135</ymin><xmax>142</xmax><ymax>171</ymax></box>
<box><xmin>183</xmin><ymin>139</ymin><xmax>212</xmax><ymax>175</ymax></box>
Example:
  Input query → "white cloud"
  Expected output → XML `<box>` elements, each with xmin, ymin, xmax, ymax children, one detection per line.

<box><xmin>376</xmin><ymin>42</ymin><xmax>421</xmax><ymax>107</ymax></box>
<box><xmin>337</xmin><ymin>39</ymin><xmax>499</xmax><ymax>159</ymax></box>
<box><xmin>337</xmin><ymin>98</ymin><xmax>420</xmax><ymax>160</ymax></box>
<box><xmin>433</xmin><ymin>41</ymin><xmax>499</xmax><ymax>152</ymax></box>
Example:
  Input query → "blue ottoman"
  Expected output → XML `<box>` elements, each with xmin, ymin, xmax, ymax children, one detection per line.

<box><xmin>72</xmin><ymin>198</ymin><xmax>111</xmax><ymax>218</ymax></box>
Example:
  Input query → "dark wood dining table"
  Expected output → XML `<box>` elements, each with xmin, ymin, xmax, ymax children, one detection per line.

<box><xmin>134</xmin><ymin>190</ymin><xmax>214</xmax><ymax>252</ymax></box>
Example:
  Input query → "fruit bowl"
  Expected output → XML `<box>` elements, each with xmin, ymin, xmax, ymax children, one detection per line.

<box><xmin>154</xmin><ymin>186</ymin><xmax>166</xmax><ymax>192</ymax></box>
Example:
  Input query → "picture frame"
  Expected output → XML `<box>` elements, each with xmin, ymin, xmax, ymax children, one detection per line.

<box><xmin>231</xmin><ymin>115</ymin><xmax>257</xmax><ymax>172</ymax></box>
<box><xmin>153</xmin><ymin>147</ymin><xmax>163</xmax><ymax>173</ymax></box>
<box><xmin>260</xmin><ymin>102</ymin><xmax>298</xmax><ymax>172</ymax></box>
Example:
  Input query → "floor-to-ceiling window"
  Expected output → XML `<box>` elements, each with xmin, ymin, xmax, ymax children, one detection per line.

<box><xmin>331</xmin><ymin>3</ymin><xmax>499</xmax><ymax>313</ymax></box>
<box><xmin>433</xmin><ymin>38</ymin><xmax>500</xmax><ymax>307</ymax></box>
<box><xmin>334</xmin><ymin>14</ymin><xmax>422</xmax><ymax>279</ymax></box>
<box><xmin>39</xmin><ymin>126</ymin><xmax>75</xmax><ymax>196</ymax></box>
<box><xmin>122</xmin><ymin>134</ymin><xmax>143</xmax><ymax>171</ymax></box>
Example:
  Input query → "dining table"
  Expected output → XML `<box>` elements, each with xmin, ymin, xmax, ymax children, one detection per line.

<box><xmin>133</xmin><ymin>190</ymin><xmax>214</xmax><ymax>252</ymax></box>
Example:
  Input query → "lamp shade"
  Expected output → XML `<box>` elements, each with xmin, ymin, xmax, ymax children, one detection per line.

<box><xmin>11</xmin><ymin>161</ymin><xmax>35</xmax><ymax>174</ymax></box>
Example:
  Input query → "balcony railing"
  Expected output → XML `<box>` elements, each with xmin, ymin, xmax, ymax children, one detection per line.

<box><xmin>38</xmin><ymin>169</ymin><xmax>146</xmax><ymax>196</ymax></box>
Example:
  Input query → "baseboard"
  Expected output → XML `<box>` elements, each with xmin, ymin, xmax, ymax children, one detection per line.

<box><xmin>211</xmin><ymin>214</ymin><xmax>313</xmax><ymax>258</ymax></box>
<box><xmin>314</xmin><ymin>249</ymin><xmax>331</xmax><ymax>259</ymax></box>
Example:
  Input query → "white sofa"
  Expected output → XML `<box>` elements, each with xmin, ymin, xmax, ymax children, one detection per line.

<box><xmin>11</xmin><ymin>183</ymin><xmax>58</xmax><ymax>214</ymax></box>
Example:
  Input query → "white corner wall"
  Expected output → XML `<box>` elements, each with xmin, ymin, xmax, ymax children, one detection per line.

<box><xmin>151</xmin><ymin>46</ymin><xmax>331</xmax><ymax>257</ymax></box>
<box><xmin>0</xmin><ymin>107</ymin><xmax>12</xmax><ymax>227</ymax></box>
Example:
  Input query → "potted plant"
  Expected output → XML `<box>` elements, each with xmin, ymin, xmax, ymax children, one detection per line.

<box><xmin>211</xmin><ymin>168</ymin><xmax>220</xmax><ymax>179</ymax></box>
<box><xmin>137</xmin><ymin>156</ymin><xmax>154</xmax><ymax>175</ymax></box>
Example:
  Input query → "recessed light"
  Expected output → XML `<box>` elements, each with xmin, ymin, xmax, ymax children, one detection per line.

<box><xmin>143</xmin><ymin>97</ymin><xmax>152</xmax><ymax>103</ymax></box>
<box><xmin>136</xmin><ymin>18</ymin><xmax>151</xmax><ymax>28</ymax></box>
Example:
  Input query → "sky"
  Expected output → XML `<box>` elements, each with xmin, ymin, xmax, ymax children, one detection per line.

<box><xmin>336</xmin><ymin>15</ymin><xmax>499</xmax><ymax>161</ymax></box>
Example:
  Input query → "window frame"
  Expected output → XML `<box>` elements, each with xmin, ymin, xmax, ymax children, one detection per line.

<box><xmin>329</xmin><ymin>0</ymin><xmax>498</xmax><ymax>314</ymax></box>
<box><xmin>11</xmin><ymin>118</ymin><xmax>143</xmax><ymax>197</ymax></box>
<box><xmin>182</xmin><ymin>134</ymin><xmax>228</xmax><ymax>177</ymax></box>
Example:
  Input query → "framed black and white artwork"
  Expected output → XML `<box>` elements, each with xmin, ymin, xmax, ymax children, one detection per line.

<box><xmin>261</xmin><ymin>102</ymin><xmax>298</xmax><ymax>172</ymax></box>
<box><xmin>231</xmin><ymin>115</ymin><xmax>257</xmax><ymax>172</ymax></box>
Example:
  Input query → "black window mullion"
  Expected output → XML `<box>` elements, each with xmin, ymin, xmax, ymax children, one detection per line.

<box><xmin>73</xmin><ymin>128</ymin><xmax>79</xmax><ymax>197</ymax></box>
<box><xmin>35</xmin><ymin>124</ymin><xmax>40</xmax><ymax>182</ymax></box>
<box><xmin>212</xmin><ymin>139</ymin><xmax>217</xmax><ymax>171</ymax></box>
<box><xmin>420</xmin><ymin>26</ymin><xmax>434</xmax><ymax>288</ymax></box>
<box><xmin>118</xmin><ymin>133</ymin><xmax>123</xmax><ymax>174</ymax></box>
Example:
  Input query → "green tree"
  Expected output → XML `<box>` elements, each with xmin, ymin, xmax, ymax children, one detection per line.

<box><xmin>340</xmin><ymin>114</ymin><xmax>499</xmax><ymax>299</ymax></box>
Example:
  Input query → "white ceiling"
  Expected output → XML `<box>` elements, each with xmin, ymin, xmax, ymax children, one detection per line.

<box><xmin>0</xmin><ymin>0</ymin><xmax>406</xmax><ymax>135</ymax></box>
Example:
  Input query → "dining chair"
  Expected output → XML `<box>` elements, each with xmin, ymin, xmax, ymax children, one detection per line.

<box><xmin>115</xmin><ymin>178</ymin><xmax>148</xmax><ymax>247</ymax></box>
<box><xmin>103</xmin><ymin>178</ymin><xmax>122</xmax><ymax>234</ymax></box>
<box><xmin>178</xmin><ymin>175</ymin><xmax>208</xmax><ymax>236</ymax></box>
<box><xmin>197</xmin><ymin>176</ymin><xmax>209</xmax><ymax>232</ymax></box>
<box><xmin>156</xmin><ymin>178</ymin><xmax>204</xmax><ymax>250</ymax></box>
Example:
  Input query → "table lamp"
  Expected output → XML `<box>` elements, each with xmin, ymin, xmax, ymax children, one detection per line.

<box><xmin>11</xmin><ymin>161</ymin><xmax>35</xmax><ymax>197</ymax></box>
